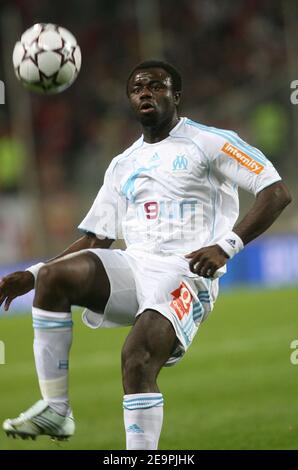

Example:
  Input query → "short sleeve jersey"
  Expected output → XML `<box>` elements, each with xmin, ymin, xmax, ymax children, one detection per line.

<box><xmin>79</xmin><ymin>117</ymin><xmax>281</xmax><ymax>255</ymax></box>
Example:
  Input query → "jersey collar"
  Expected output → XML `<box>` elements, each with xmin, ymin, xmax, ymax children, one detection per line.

<box><xmin>141</xmin><ymin>117</ymin><xmax>185</xmax><ymax>146</ymax></box>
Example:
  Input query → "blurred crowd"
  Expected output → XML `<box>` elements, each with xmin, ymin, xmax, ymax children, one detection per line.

<box><xmin>0</xmin><ymin>0</ymin><xmax>296</xmax><ymax>262</ymax></box>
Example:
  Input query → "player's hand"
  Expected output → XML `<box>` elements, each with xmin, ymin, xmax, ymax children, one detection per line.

<box><xmin>185</xmin><ymin>245</ymin><xmax>229</xmax><ymax>278</ymax></box>
<box><xmin>0</xmin><ymin>271</ymin><xmax>35</xmax><ymax>312</ymax></box>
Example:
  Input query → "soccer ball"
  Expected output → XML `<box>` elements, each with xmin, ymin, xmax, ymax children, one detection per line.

<box><xmin>12</xmin><ymin>23</ymin><xmax>81</xmax><ymax>94</ymax></box>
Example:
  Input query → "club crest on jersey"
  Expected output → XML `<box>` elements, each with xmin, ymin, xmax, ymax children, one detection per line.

<box><xmin>170</xmin><ymin>282</ymin><xmax>193</xmax><ymax>320</ymax></box>
<box><xmin>221</xmin><ymin>142</ymin><xmax>264</xmax><ymax>174</ymax></box>
<box><xmin>172</xmin><ymin>154</ymin><xmax>188</xmax><ymax>172</ymax></box>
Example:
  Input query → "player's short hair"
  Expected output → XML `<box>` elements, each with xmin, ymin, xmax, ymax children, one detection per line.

<box><xmin>126</xmin><ymin>60</ymin><xmax>182</xmax><ymax>95</ymax></box>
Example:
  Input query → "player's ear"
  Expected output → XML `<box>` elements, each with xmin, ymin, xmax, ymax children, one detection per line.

<box><xmin>174</xmin><ymin>91</ymin><xmax>181</xmax><ymax>106</ymax></box>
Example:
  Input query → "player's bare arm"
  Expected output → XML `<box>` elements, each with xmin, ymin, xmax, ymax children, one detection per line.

<box><xmin>0</xmin><ymin>233</ymin><xmax>113</xmax><ymax>311</ymax></box>
<box><xmin>186</xmin><ymin>180</ymin><xmax>291</xmax><ymax>278</ymax></box>
<box><xmin>232</xmin><ymin>181</ymin><xmax>291</xmax><ymax>244</ymax></box>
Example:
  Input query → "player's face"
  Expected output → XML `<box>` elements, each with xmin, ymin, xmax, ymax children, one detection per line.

<box><xmin>127</xmin><ymin>68</ymin><xmax>180</xmax><ymax>126</ymax></box>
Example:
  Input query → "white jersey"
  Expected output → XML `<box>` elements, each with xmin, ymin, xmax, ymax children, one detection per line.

<box><xmin>79</xmin><ymin>117</ymin><xmax>281</xmax><ymax>256</ymax></box>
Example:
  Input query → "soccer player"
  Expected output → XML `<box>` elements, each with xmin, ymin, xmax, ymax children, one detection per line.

<box><xmin>0</xmin><ymin>60</ymin><xmax>291</xmax><ymax>449</ymax></box>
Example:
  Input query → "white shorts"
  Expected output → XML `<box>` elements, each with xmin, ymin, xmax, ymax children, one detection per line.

<box><xmin>82</xmin><ymin>248</ymin><xmax>219</xmax><ymax>366</ymax></box>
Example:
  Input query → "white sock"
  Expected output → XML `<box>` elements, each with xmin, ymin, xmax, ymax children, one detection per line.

<box><xmin>32</xmin><ymin>307</ymin><xmax>73</xmax><ymax>416</ymax></box>
<box><xmin>123</xmin><ymin>393</ymin><xmax>164</xmax><ymax>450</ymax></box>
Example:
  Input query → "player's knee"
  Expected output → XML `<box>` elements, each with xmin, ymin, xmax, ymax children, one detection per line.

<box><xmin>35</xmin><ymin>263</ymin><xmax>67</xmax><ymax>297</ymax></box>
<box><xmin>121</xmin><ymin>346</ymin><xmax>152</xmax><ymax>383</ymax></box>
<box><xmin>34</xmin><ymin>262</ymin><xmax>72</xmax><ymax>310</ymax></box>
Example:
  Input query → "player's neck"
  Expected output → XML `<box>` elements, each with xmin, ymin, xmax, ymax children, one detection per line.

<box><xmin>142</xmin><ymin>115</ymin><xmax>180</xmax><ymax>144</ymax></box>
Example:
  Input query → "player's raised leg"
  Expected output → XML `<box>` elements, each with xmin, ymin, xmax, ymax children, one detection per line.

<box><xmin>3</xmin><ymin>250</ymin><xmax>110</xmax><ymax>440</ymax></box>
<box><xmin>121</xmin><ymin>310</ymin><xmax>177</xmax><ymax>450</ymax></box>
